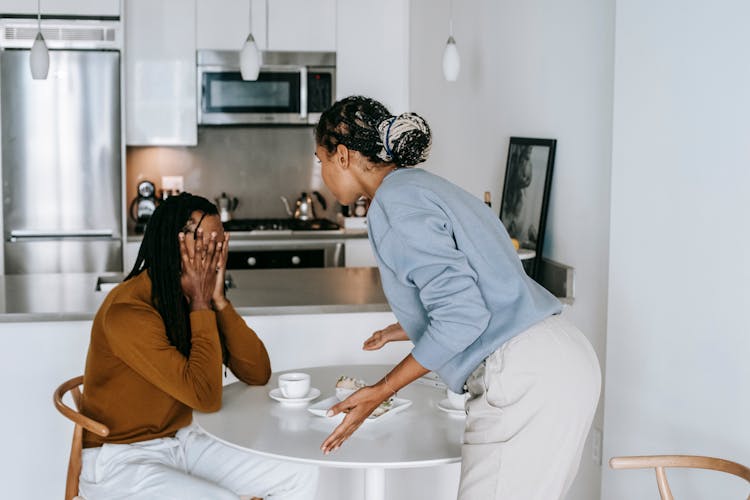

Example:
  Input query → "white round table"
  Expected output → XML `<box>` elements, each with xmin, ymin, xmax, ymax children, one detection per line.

<box><xmin>194</xmin><ymin>364</ymin><xmax>464</xmax><ymax>500</ymax></box>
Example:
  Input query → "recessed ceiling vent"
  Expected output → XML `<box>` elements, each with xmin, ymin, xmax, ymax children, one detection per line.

<box><xmin>0</xmin><ymin>20</ymin><xmax>121</xmax><ymax>49</ymax></box>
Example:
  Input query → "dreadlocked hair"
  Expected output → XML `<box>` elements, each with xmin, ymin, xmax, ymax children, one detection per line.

<box><xmin>315</xmin><ymin>95</ymin><xmax>432</xmax><ymax>168</ymax></box>
<box><xmin>126</xmin><ymin>192</ymin><xmax>227</xmax><ymax>363</ymax></box>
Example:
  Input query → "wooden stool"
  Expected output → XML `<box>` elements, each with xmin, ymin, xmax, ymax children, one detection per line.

<box><xmin>609</xmin><ymin>454</ymin><xmax>750</xmax><ymax>499</ymax></box>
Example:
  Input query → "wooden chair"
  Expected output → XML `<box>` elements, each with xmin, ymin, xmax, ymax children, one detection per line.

<box><xmin>53</xmin><ymin>376</ymin><xmax>110</xmax><ymax>500</ymax></box>
<box><xmin>609</xmin><ymin>455</ymin><xmax>750</xmax><ymax>500</ymax></box>
<box><xmin>55</xmin><ymin>376</ymin><xmax>263</xmax><ymax>500</ymax></box>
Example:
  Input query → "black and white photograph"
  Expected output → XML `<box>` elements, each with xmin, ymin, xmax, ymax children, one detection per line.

<box><xmin>499</xmin><ymin>137</ymin><xmax>557</xmax><ymax>260</ymax></box>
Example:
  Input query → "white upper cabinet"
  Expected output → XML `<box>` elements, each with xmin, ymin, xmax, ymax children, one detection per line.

<box><xmin>197</xmin><ymin>0</ymin><xmax>335</xmax><ymax>52</ymax></box>
<box><xmin>335</xmin><ymin>0</ymin><xmax>409</xmax><ymax>113</ymax></box>
<box><xmin>0</xmin><ymin>0</ymin><xmax>120</xmax><ymax>16</ymax></box>
<box><xmin>125</xmin><ymin>0</ymin><xmax>197</xmax><ymax>146</ymax></box>
<box><xmin>265</xmin><ymin>0</ymin><xmax>335</xmax><ymax>52</ymax></box>
<box><xmin>196</xmin><ymin>0</ymin><xmax>249</xmax><ymax>51</ymax></box>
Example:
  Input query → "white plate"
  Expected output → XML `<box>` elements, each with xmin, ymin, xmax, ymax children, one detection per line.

<box><xmin>268</xmin><ymin>387</ymin><xmax>321</xmax><ymax>405</ymax></box>
<box><xmin>335</xmin><ymin>387</ymin><xmax>358</xmax><ymax>401</ymax></box>
<box><xmin>308</xmin><ymin>396</ymin><xmax>412</xmax><ymax>424</ymax></box>
<box><xmin>437</xmin><ymin>399</ymin><xmax>466</xmax><ymax>416</ymax></box>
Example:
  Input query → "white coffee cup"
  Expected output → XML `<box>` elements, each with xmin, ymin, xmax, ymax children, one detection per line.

<box><xmin>278</xmin><ymin>372</ymin><xmax>311</xmax><ymax>399</ymax></box>
<box><xmin>446</xmin><ymin>389</ymin><xmax>469</xmax><ymax>410</ymax></box>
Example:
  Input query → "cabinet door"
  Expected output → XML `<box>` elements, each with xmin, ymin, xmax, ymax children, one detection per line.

<box><xmin>0</xmin><ymin>0</ymin><xmax>120</xmax><ymax>16</ymax></box>
<box><xmin>197</xmin><ymin>0</ymin><xmax>249</xmax><ymax>51</ymax></box>
<box><xmin>197</xmin><ymin>0</ymin><xmax>335</xmax><ymax>52</ymax></box>
<box><xmin>125</xmin><ymin>0</ymin><xmax>197</xmax><ymax>146</ymax></box>
<box><xmin>265</xmin><ymin>0</ymin><xmax>336</xmax><ymax>52</ymax></box>
<box><xmin>336</xmin><ymin>0</ymin><xmax>409</xmax><ymax>113</ymax></box>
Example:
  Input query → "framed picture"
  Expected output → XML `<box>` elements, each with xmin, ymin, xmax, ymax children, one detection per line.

<box><xmin>499</xmin><ymin>137</ymin><xmax>557</xmax><ymax>279</ymax></box>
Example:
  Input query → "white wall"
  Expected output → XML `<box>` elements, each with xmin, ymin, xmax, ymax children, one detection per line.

<box><xmin>336</xmin><ymin>0</ymin><xmax>410</xmax><ymax>114</ymax></box>
<box><xmin>602</xmin><ymin>1</ymin><xmax>750</xmax><ymax>498</ymax></box>
<box><xmin>409</xmin><ymin>1</ymin><xmax>614</xmax><ymax>498</ymax></box>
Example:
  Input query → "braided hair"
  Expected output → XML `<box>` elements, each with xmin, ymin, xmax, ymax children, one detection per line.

<box><xmin>126</xmin><ymin>192</ymin><xmax>225</xmax><ymax>361</ymax></box>
<box><xmin>315</xmin><ymin>95</ymin><xmax>432</xmax><ymax>168</ymax></box>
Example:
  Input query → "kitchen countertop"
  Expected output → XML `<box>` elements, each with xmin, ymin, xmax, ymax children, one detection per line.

<box><xmin>0</xmin><ymin>267</ymin><xmax>389</xmax><ymax>322</ymax></box>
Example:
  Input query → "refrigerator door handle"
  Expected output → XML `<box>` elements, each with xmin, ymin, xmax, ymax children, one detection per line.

<box><xmin>9</xmin><ymin>229</ymin><xmax>115</xmax><ymax>241</ymax></box>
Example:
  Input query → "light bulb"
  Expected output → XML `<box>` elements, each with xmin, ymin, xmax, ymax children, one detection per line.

<box><xmin>442</xmin><ymin>36</ymin><xmax>460</xmax><ymax>82</ymax></box>
<box><xmin>30</xmin><ymin>32</ymin><xmax>49</xmax><ymax>80</ymax></box>
<box><xmin>240</xmin><ymin>33</ymin><xmax>261</xmax><ymax>81</ymax></box>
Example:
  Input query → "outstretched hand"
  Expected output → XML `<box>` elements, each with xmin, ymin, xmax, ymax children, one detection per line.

<box><xmin>320</xmin><ymin>385</ymin><xmax>391</xmax><ymax>454</ymax></box>
<box><xmin>362</xmin><ymin>322</ymin><xmax>408</xmax><ymax>351</ymax></box>
<box><xmin>320</xmin><ymin>355</ymin><xmax>429</xmax><ymax>454</ymax></box>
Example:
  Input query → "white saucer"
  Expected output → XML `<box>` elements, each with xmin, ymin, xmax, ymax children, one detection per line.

<box><xmin>437</xmin><ymin>399</ymin><xmax>466</xmax><ymax>416</ymax></box>
<box><xmin>268</xmin><ymin>387</ymin><xmax>321</xmax><ymax>405</ymax></box>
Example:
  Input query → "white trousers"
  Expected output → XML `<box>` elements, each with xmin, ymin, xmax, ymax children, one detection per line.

<box><xmin>78</xmin><ymin>423</ymin><xmax>319</xmax><ymax>500</ymax></box>
<box><xmin>458</xmin><ymin>315</ymin><xmax>601</xmax><ymax>500</ymax></box>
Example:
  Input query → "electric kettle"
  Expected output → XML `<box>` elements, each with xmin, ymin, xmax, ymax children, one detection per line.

<box><xmin>280</xmin><ymin>191</ymin><xmax>327</xmax><ymax>221</ymax></box>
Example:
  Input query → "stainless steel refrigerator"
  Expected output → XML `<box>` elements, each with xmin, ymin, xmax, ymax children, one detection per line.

<box><xmin>0</xmin><ymin>49</ymin><xmax>122</xmax><ymax>274</ymax></box>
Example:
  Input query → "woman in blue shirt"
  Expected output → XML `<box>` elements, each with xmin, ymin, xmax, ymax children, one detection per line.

<box><xmin>316</xmin><ymin>96</ymin><xmax>600</xmax><ymax>499</ymax></box>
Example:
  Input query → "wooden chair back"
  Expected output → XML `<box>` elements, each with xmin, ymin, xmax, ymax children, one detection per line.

<box><xmin>53</xmin><ymin>376</ymin><xmax>110</xmax><ymax>500</ymax></box>
<box><xmin>609</xmin><ymin>455</ymin><xmax>750</xmax><ymax>500</ymax></box>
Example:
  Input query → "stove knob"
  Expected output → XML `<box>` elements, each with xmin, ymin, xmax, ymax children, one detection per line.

<box><xmin>247</xmin><ymin>257</ymin><xmax>257</xmax><ymax>266</ymax></box>
<box><xmin>291</xmin><ymin>255</ymin><xmax>301</xmax><ymax>266</ymax></box>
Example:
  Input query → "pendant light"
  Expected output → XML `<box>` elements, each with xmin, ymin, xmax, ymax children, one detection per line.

<box><xmin>442</xmin><ymin>0</ymin><xmax>460</xmax><ymax>82</ymax></box>
<box><xmin>240</xmin><ymin>0</ymin><xmax>261</xmax><ymax>81</ymax></box>
<box><xmin>30</xmin><ymin>0</ymin><xmax>49</xmax><ymax>80</ymax></box>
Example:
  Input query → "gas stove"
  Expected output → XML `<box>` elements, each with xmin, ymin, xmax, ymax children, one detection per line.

<box><xmin>223</xmin><ymin>218</ymin><xmax>340</xmax><ymax>232</ymax></box>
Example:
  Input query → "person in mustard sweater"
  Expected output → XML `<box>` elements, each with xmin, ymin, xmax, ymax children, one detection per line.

<box><xmin>78</xmin><ymin>193</ymin><xmax>318</xmax><ymax>500</ymax></box>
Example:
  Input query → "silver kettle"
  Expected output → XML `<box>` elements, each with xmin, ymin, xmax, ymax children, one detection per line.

<box><xmin>280</xmin><ymin>191</ymin><xmax>327</xmax><ymax>221</ymax></box>
<box><xmin>215</xmin><ymin>192</ymin><xmax>239</xmax><ymax>222</ymax></box>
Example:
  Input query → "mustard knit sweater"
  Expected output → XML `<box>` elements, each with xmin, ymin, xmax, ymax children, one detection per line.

<box><xmin>81</xmin><ymin>271</ymin><xmax>271</xmax><ymax>448</ymax></box>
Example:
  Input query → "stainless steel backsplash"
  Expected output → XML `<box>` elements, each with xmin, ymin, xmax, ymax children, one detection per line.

<box><xmin>126</xmin><ymin>127</ymin><xmax>337</xmax><ymax>231</ymax></box>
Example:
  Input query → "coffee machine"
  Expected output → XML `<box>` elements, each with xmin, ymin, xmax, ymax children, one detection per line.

<box><xmin>129</xmin><ymin>180</ymin><xmax>158</xmax><ymax>234</ymax></box>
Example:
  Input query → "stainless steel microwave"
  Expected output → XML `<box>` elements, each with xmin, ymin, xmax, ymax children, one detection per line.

<box><xmin>197</xmin><ymin>50</ymin><xmax>335</xmax><ymax>126</ymax></box>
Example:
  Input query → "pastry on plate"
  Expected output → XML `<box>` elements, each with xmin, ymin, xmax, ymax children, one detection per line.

<box><xmin>371</xmin><ymin>398</ymin><xmax>395</xmax><ymax>418</ymax></box>
<box><xmin>334</xmin><ymin>375</ymin><xmax>395</xmax><ymax>417</ymax></box>
<box><xmin>335</xmin><ymin>375</ymin><xmax>366</xmax><ymax>400</ymax></box>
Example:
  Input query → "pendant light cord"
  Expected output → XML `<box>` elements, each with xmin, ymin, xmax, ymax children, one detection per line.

<box><xmin>37</xmin><ymin>0</ymin><xmax>41</xmax><ymax>31</ymax></box>
<box><xmin>248</xmin><ymin>0</ymin><xmax>270</xmax><ymax>47</ymax></box>
<box><xmin>448</xmin><ymin>0</ymin><xmax>453</xmax><ymax>36</ymax></box>
<box><xmin>265</xmin><ymin>0</ymin><xmax>269</xmax><ymax>49</ymax></box>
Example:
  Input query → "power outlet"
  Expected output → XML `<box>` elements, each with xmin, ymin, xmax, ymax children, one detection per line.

<box><xmin>161</xmin><ymin>175</ymin><xmax>184</xmax><ymax>194</ymax></box>
<box><xmin>591</xmin><ymin>427</ymin><xmax>603</xmax><ymax>465</ymax></box>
